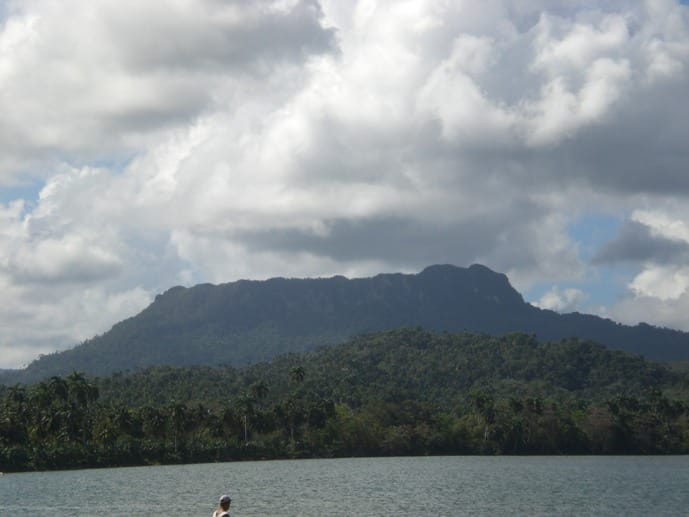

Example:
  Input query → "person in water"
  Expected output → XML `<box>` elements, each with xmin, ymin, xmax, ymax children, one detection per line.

<box><xmin>212</xmin><ymin>494</ymin><xmax>232</xmax><ymax>517</ymax></box>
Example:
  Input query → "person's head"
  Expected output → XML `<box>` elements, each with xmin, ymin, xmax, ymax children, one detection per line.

<box><xmin>219</xmin><ymin>494</ymin><xmax>232</xmax><ymax>511</ymax></box>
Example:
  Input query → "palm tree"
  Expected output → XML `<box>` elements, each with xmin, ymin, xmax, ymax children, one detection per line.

<box><xmin>168</xmin><ymin>403</ymin><xmax>187</xmax><ymax>453</ymax></box>
<box><xmin>250</xmin><ymin>381</ymin><xmax>269</xmax><ymax>401</ymax></box>
<box><xmin>236</xmin><ymin>394</ymin><xmax>254</xmax><ymax>446</ymax></box>
<box><xmin>66</xmin><ymin>372</ymin><xmax>99</xmax><ymax>444</ymax></box>
<box><xmin>141</xmin><ymin>406</ymin><xmax>168</xmax><ymax>444</ymax></box>
<box><xmin>284</xmin><ymin>397</ymin><xmax>303</xmax><ymax>447</ymax></box>
<box><xmin>29</xmin><ymin>382</ymin><xmax>52</xmax><ymax>409</ymax></box>
<box><xmin>66</xmin><ymin>372</ymin><xmax>99</xmax><ymax>408</ymax></box>
<box><xmin>7</xmin><ymin>384</ymin><xmax>26</xmax><ymax>405</ymax></box>
<box><xmin>2</xmin><ymin>385</ymin><xmax>28</xmax><ymax>443</ymax></box>
<box><xmin>470</xmin><ymin>391</ymin><xmax>495</xmax><ymax>442</ymax></box>
<box><xmin>290</xmin><ymin>366</ymin><xmax>305</xmax><ymax>385</ymax></box>
<box><xmin>48</xmin><ymin>376</ymin><xmax>69</xmax><ymax>403</ymax></box>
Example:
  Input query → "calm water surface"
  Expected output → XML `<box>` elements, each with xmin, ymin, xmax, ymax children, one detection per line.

<box><xmin>1</xmin><ymin>456</ymin><xmax>688</xmax><ymax>516</ymax></box>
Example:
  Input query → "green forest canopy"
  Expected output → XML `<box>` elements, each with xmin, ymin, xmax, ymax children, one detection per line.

<box><xmin>2</xmin><ymin>329</ymin><xmax>689</xmax><ymax>472</ymax></box>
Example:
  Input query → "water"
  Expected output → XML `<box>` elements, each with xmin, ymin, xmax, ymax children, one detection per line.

<box><xmin>1</xmin><ymin>456</ymin><xmax>688</xmax><ymax>516</ymax></box>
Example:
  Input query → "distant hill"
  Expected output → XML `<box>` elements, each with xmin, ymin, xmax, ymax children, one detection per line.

<box><xmin>4</xmin><ymin>264</ymin><xmax>689</xmax><ymax>383</ymax></box>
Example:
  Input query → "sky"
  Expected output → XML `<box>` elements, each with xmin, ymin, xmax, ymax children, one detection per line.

<box><xmin>0</xmin><ymin>0</ymin><xmax>688</xmax><ymax>369</ymax></box>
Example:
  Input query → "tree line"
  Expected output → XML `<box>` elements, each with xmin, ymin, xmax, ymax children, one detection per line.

<box><xmin>2</xmin><ymin>329</ymin><xmax>689</xmax><ymax>472</ymax></box>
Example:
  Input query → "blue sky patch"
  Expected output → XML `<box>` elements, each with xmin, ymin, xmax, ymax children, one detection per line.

<box><xmin>524</xmin><ymin>214</ymin><xmax>638</xmax><ymax>312</ymax></box>
<box><xmin>567</xmin><ymin>213</ymin><xmax>623</xmax><ymax>262</ymax></box>
<box><xmin>0</xmin><ymin>181</ymin><xmax>43</xmax><ymax>207</ymax></box>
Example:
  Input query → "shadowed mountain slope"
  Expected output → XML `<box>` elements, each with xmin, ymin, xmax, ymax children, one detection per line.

<box><xmin>5</xmin><ymin>264</ymin><xmax>689</xmax><ymax>383</ymax></box>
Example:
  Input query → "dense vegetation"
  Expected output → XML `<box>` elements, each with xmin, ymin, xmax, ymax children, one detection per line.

<box><xmin>2</xmin><ymin>329</ymin><xmax>689</xmax><ymax>472</ymax></box>
<box><xmin>5</xmin><ymin>264</ymin><xmax>689</xmax><ymax>385</ymax></box>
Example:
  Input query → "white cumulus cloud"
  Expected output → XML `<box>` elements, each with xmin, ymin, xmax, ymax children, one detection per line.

<box><xmin>1</xmin><ymin>0</ymin><xmax>689</xmax><ymax>367</ymax></box>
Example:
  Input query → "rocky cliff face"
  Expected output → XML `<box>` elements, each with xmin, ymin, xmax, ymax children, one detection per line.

<box><xmin>3</xmin><ymin>264</ymin><xmax>689</xmax><ymax>383</ymax></box>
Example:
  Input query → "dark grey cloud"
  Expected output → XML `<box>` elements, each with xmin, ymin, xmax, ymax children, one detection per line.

<box><xmin>103</xmin><ymin>92</ymin><xmax>211</xmax><ymax>133</ymax></box>
<box><xmin>239</xmin><ymin>216</ymin><xmax>494</xmax><ymax>267</ymax></box>
<box><xmin>233</xmin><ymin>198</ymin><xmax>550</xmax><ymax>273</ymax></box>
<box><xmin>557</xmin><ymin>79</ymin><xmax>689</xmax><ymax>195</ymax></box>
<box><xmin>424</xmin><ymin>77</ymin><xmax>689</xmax><ymax>198</ymax></box>
<box><xmin>8</xmin><ymin>262</ymin><xmax>122</xmax><ymax>285</ymax></box>
<box><xmin>592</xmin><ymin>220</ymin><xmax>689</xmax><ymax>265</ymax></box>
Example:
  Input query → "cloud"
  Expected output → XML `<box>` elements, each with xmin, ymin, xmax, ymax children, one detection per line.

<box><xmin>535</xmin><ymin>286</ymin><xmax>587</xmax><ymax>313</ymax></box>
<box><xmin>1</xmin><ymin>0</ymin><xmax>689</xmax><ymax>366</ymax></box>
<box><xmin>592</xmin><ymin>220</ymin><xmax>689</xmax><ymax>265</ymax></box>
<box><xmin>0</xmin><ymin>0</ymin><xmax>335</xmax><ymax>184</ymax></box>
<box><xmin>7</xmin><ymin>234</ymin><xmax>122</xmax><ymax>284</ymax></box>
<box><xmin>106</xmin><ymin>0</ymin><xmax>336</xmax><ymax>73</ymax></box>
<box><xmin>610</xmin><ymin>286</ymin><xmax>689</xmax><ymax>331</ymax></box>
<box><xmin>629</xmin><ymin>265</ymin><xmax>689</xmax><ymax>300</ymax></box>
<box><xmin>597</xmin><ymin>206</ymin><xmax>689</xmax><ymax>329</ymax></box>
<box><xmin>0</xmin><ymin>282</ymin><xmax>151</xmax><ymax>369</ymax></box>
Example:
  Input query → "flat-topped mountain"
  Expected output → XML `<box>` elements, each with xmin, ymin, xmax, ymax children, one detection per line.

<box><xmin>4</xmin><ymin>264</ymin><xmax>689</xmax><ymax>383</ymax></box>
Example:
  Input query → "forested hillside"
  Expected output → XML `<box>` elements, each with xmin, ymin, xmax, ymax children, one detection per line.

<box><xmin>95</xmin><ymin>329</ymin><xmax>676</xmax><ymax>408</ymax></box>
<box><xmin>2</xmin><ymin>330</ymin><xmax>689</xmax><ymax>472</ymax></box>
<box><xmin>6</xmin><ymin>264</ymin><xmax>689</xmax><ymax>385</ymax></box>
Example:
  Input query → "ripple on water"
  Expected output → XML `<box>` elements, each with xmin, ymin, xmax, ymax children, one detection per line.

<box><xmin>1</xmin><ymin>456</ymin><xmax>688</xmax><ymax>516</ymax></box>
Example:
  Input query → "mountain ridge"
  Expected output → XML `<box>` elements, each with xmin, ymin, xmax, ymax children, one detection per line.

<box><xmin>3</xmin><ymin>263</ymin><xmax>689</xmax><ymax>384</ymax></box>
